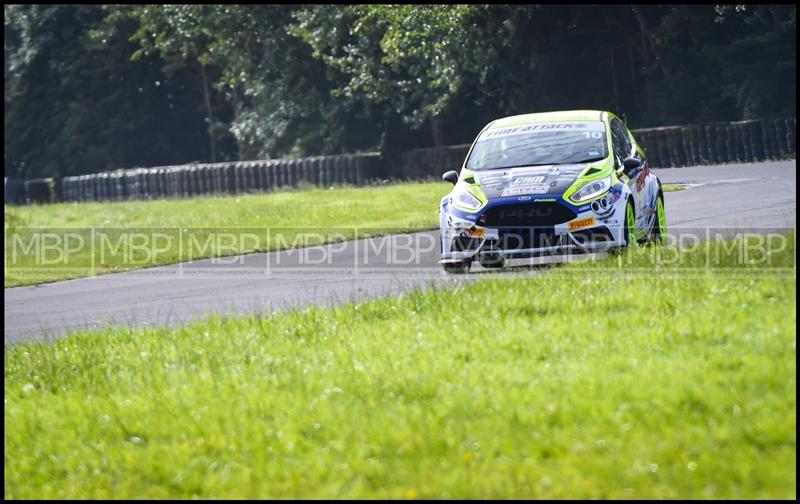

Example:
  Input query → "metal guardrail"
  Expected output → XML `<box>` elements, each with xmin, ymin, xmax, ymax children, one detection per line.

<box><xmin>3</xmin><ymin>118</ymin><xmax>796</xmax><ymax>205</ymax></box>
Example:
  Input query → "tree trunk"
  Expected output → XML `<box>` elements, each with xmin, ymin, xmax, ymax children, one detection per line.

<box><xmin>431</xmin><ymin>115</ymin><xmax>447</xmax><ymax>147</ymax></box>
<box><xmin>630</xmin><ymin>5</ymin><xmax>661</xmax><ymax>119</ymax></box>
<box><xmin>200</xmin><ymin>64</ymin><xmax>217</xmax><ymax>163</ymax></box>
<box><xmin>630</xmin><ymin>6</ymin><xmax>653</xmax><ymax>67</ymax></box>
<box><xmin>626</xmin><ymin>42</ymin><xmax>644</xmax><ymax>117</ymax></box>
<box><xmin>380</xmin><ymin>112</ymin><xmax>404</xmax><ymax>178</ymax></box>
<box><xmin>609</xmin><ymin>47</ymin><xmax>621</xmax><ymax>115</ymax></box>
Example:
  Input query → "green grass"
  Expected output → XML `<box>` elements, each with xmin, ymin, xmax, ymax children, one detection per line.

<box><xmin>662</xmin><ymin>183</ymin><xmax>686</xmax><ymax>192</ymax></box>
<box><xmin>4</xmin><ymin>181</ymin><xmax>448</xmax><ymax>287</ymax></box>
<box><xmin>5</xmin><ymin>235</ymin><xmax>795</xmax><ymax>499</ymax></box>
<box><xmin>3</xmin><ymin>180</ymin><xmax>689</xmax><ymax>288</ymax></box>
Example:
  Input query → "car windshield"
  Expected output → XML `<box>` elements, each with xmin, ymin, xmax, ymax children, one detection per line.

<box><xmin>466</xmin><ymin>121</ymin><xmax>609</xmax><ymax>170</ymax></box>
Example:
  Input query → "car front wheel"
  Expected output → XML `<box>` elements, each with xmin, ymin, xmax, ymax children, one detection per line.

<box><xmin>623</xmin><ymin>198</ymin><xmax>637</xmax><ymax>247</ymax></box>
<box><xmin>610</xmin><ymin>198</ymin><xmax>637</xmax><ymax>255</ymax></box>
<box><xmin>478</xmin><ymin>250</ymin><xmax>505</xmax><ymax>269</ymax></box>
<box><xmin>442</xmin><ymin>260</ymin><xmax>472</xmax><ymax>274</ymax></box>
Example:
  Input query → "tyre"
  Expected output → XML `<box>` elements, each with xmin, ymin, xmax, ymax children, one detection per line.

<box><xmin>478</xmin><ymin>251</ymin><xmax>506</xmax><ymax>269</ymax></box>
<box><xmin>623</xmin><ymin>198</ymin><xmax>637</xmax><ymax>247</ymax></box>
<box><xmin>440</xmin><ymin>234</ymin><xmax>472</xmax><ymax>274</ymax></box>
<box><xmin>610</xmin><ymin>198</ymin><xmax>637</xmax><ymax>255</ymax></box>
<box><xmin>442</xmin><ymin>260</ymin><xmax>472</xmax><ymax>274</ymax></box>
<box><xmin>649</xmin><ymin>192</ymin><xmax>667</xmax><ymax>245</ymax></box>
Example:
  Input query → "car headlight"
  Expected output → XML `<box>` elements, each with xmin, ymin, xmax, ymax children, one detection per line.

<box><xmin>569</xmin><ymin>176</ymin><xmax>611</xmax><ymax>203</ymax></box>
<box><xmin>451</xmin><ymin>188</ymin><xmax>482</xmax><ymax>211</ymax></box>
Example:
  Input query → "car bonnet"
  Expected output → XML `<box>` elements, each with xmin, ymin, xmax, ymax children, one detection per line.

<box><xmin>475</xmin><ymin>164</ymin><xmax>589</xmax><ymax>200</ymax></box>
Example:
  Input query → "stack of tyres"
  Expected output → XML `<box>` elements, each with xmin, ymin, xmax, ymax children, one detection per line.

<box><xmin>747</xmin><ymin>120</ymin><xmax>765</xmax><ymax>162</ymax></box>
<box><xmin>786</xmin><ymin>118</ymin><xmax>796</xmax><ymax>157</ymax></box>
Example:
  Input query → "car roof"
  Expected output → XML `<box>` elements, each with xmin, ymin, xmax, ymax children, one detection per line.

<box><xmin>487</xmin><ymin>110</ymin><xmax>608</xmax><ymax>129</ymax></box>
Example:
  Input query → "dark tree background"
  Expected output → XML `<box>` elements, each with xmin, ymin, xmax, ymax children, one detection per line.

<box><xmin>4</xmin><ymin>4</ymin><xmax>796</xmax><ymax>178</ymax></box>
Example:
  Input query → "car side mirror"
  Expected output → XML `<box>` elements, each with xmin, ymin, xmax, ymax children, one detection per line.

<box><xmin>442</xmin><ymin>170</ymin><xmax>459</xmax><ymax>185</ymax></box>
<box><xmin>622</xmin><ymin>157</ymin><xmax>641</xmax><ymax>175</ymax></box>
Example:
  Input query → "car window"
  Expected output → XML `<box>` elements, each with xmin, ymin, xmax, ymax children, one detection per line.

<box><xmin>621</xmin><ymin>122</ymin><xmax>634</xmax><ymax>154</ymax></box>
<box><xmin>610</xmin><ymin>118</ymin><xmax>632</xmax><ymax>163</ymax></box>
<box><xmin>466</xmin><ymin>121</ymin><xmax>609</xmax><ymax>170</ymax></box>
<box><xmin>620</xmin><ymin>121</ymin><xmax>634</xmax><ymax>155</ymax></box>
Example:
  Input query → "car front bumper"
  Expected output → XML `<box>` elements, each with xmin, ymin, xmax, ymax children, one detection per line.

<box><xmin>439</xmin><ymin>205</ymin><xmax>626</xmax><ymax>263</ymax></box>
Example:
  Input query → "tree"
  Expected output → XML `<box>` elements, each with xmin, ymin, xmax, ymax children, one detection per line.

<box><xmin>4</xmin><ymin>5</ymin><xmax>796</xmax><ymax>179</ymax></box>
<box><xmin>5</xmin><ymin>4</ymin><xmax>213</xmax><ymax>178</ymax></box>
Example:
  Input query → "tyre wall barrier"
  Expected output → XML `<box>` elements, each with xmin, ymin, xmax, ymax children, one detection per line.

<box><xmin>11</xmin><ymin>118</ymin><xmax>795</xmax><ymax>205</ymax></box>
<box><xmin>53</xmin><ymin>152</ymin><xmax>385</xmax><ymax>203</ymax></box>
<box><xmin>4</xmin><ymin>177</ymin><xmax>56</xmax><ymax>205</ymax></box>
<box><xmin>399</xmin><ymin>144</ymin><xmax>472</xmax><ymax>180</ymax></box>
<box><xmin>26</xmin><ymin>178</ymin><xmax>56</xmax><ymax>204</ymax></box>
<box><xmin>399</xmin><ymin>117</ymin><xmax>795</xmax><ymax>176</ymax></box>
<box><xmin>5</xmin><ymin>177</ymin><xmax>25</xmax><ymax>205</ymax></box>
<box><xmin>631</xmin><ymin>118</ymin><xmax>796</xmax><ymax>168</ymax></box>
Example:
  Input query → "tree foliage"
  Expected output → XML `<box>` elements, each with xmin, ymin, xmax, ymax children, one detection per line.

<box><xmin>4</xmin><ymin>4</ymin><xmax>796</xmax><ymax>178</ymax></box>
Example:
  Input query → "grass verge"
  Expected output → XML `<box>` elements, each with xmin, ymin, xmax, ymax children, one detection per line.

<box><xmin>4</xmin><ymin>234</ymin><xmax>795</xmax><ymax>499</ymax></box>
<box><xmin>661</xmin><ymin>183</ymin><xmax>686</xmax><ymax>192</ymax></box>
<box><xmin>3</xmin><ymin>180</ymin><xmax>689</xmax><ymax>288</ymax></box>
<box><xmin>4</xmin><ymin>181</ymin><xmax>448</xmax><ymax>287</ymax></box>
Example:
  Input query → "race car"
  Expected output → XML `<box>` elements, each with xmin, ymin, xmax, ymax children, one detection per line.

<box><xmin>439</xmin><ymin>109</ymin><xmax>666</xmax><ymax>273</ymax></box>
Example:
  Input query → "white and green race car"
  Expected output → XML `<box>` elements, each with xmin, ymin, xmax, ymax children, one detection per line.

<box><xmin>439</xmin><ymin>110</ymin><xmax>666</xmax><ymax>273</ymax></box>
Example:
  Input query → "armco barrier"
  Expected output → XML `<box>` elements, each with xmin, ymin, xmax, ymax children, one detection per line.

<box><xmin>4</xmin><ymin>118</ymin><xmax>795</xmax><ymax>205</ymax></box>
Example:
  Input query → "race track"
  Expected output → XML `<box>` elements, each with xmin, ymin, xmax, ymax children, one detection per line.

<box><xmin>5</xmin><ymin>161</ymin><xmax>796</xmax><ymax>343</ymax></box>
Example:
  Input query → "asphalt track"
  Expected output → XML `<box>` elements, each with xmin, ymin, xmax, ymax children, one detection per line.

<box><xmin>4</xmin><ymin>161</ymin><xmax>796</xmax><ymax>344</ymax></box>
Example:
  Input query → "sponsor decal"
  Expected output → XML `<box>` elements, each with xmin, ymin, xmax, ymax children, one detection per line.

<box><xmin>635</xmin><ymin>161</ymin><xmax>650</xmax><ymax>192</ymax></box>
<box><xmin>517</xmin><ymin>196</ymin><xmax>533</xmax><ymax>201</ymax></box>
<box><xmin>499</xmin><ymin>207</ymin><xmax>553</xmax><ymax>220</ymax></box>
<box><xmin>607</xmin><ymin>183</ymin><xmax>623</xmax><ymax>204</ymax></box>
<box><xmin>447</xmin><ymin>207</ymin><xmax>478</xmax><ymax>221</ymax></box>
<box><xmin>480</xmin><ymin>121</ymin><xmax>605</xmax><ymax>141</ymax></box>
<box><xmin>537</xmin><ymin>198</ymin><xmax>557</xmax><ymax>202</ymax></box>
<box><xmin>502</xmin><ymin>184</ymin><xmax>549</xmax><ymax>197</ymax></box>
<box><xmin>462</xmin><ymin>227</ymin><xmax>486</xmax><ymax>238</ymax></box>
<box><xmin>645</xmin><ymin>180</ymin><xmax>657</xmax><ymax>208</ymax></box>
<box><xmin>568</xmin><ymin>216</ymin><xmax>596</xmax><ymax>231</ymax></box>
<box><xmin>513</xmin><ymin>176</ymin><xmax>545</xmax><ymax>185</ymax></box>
